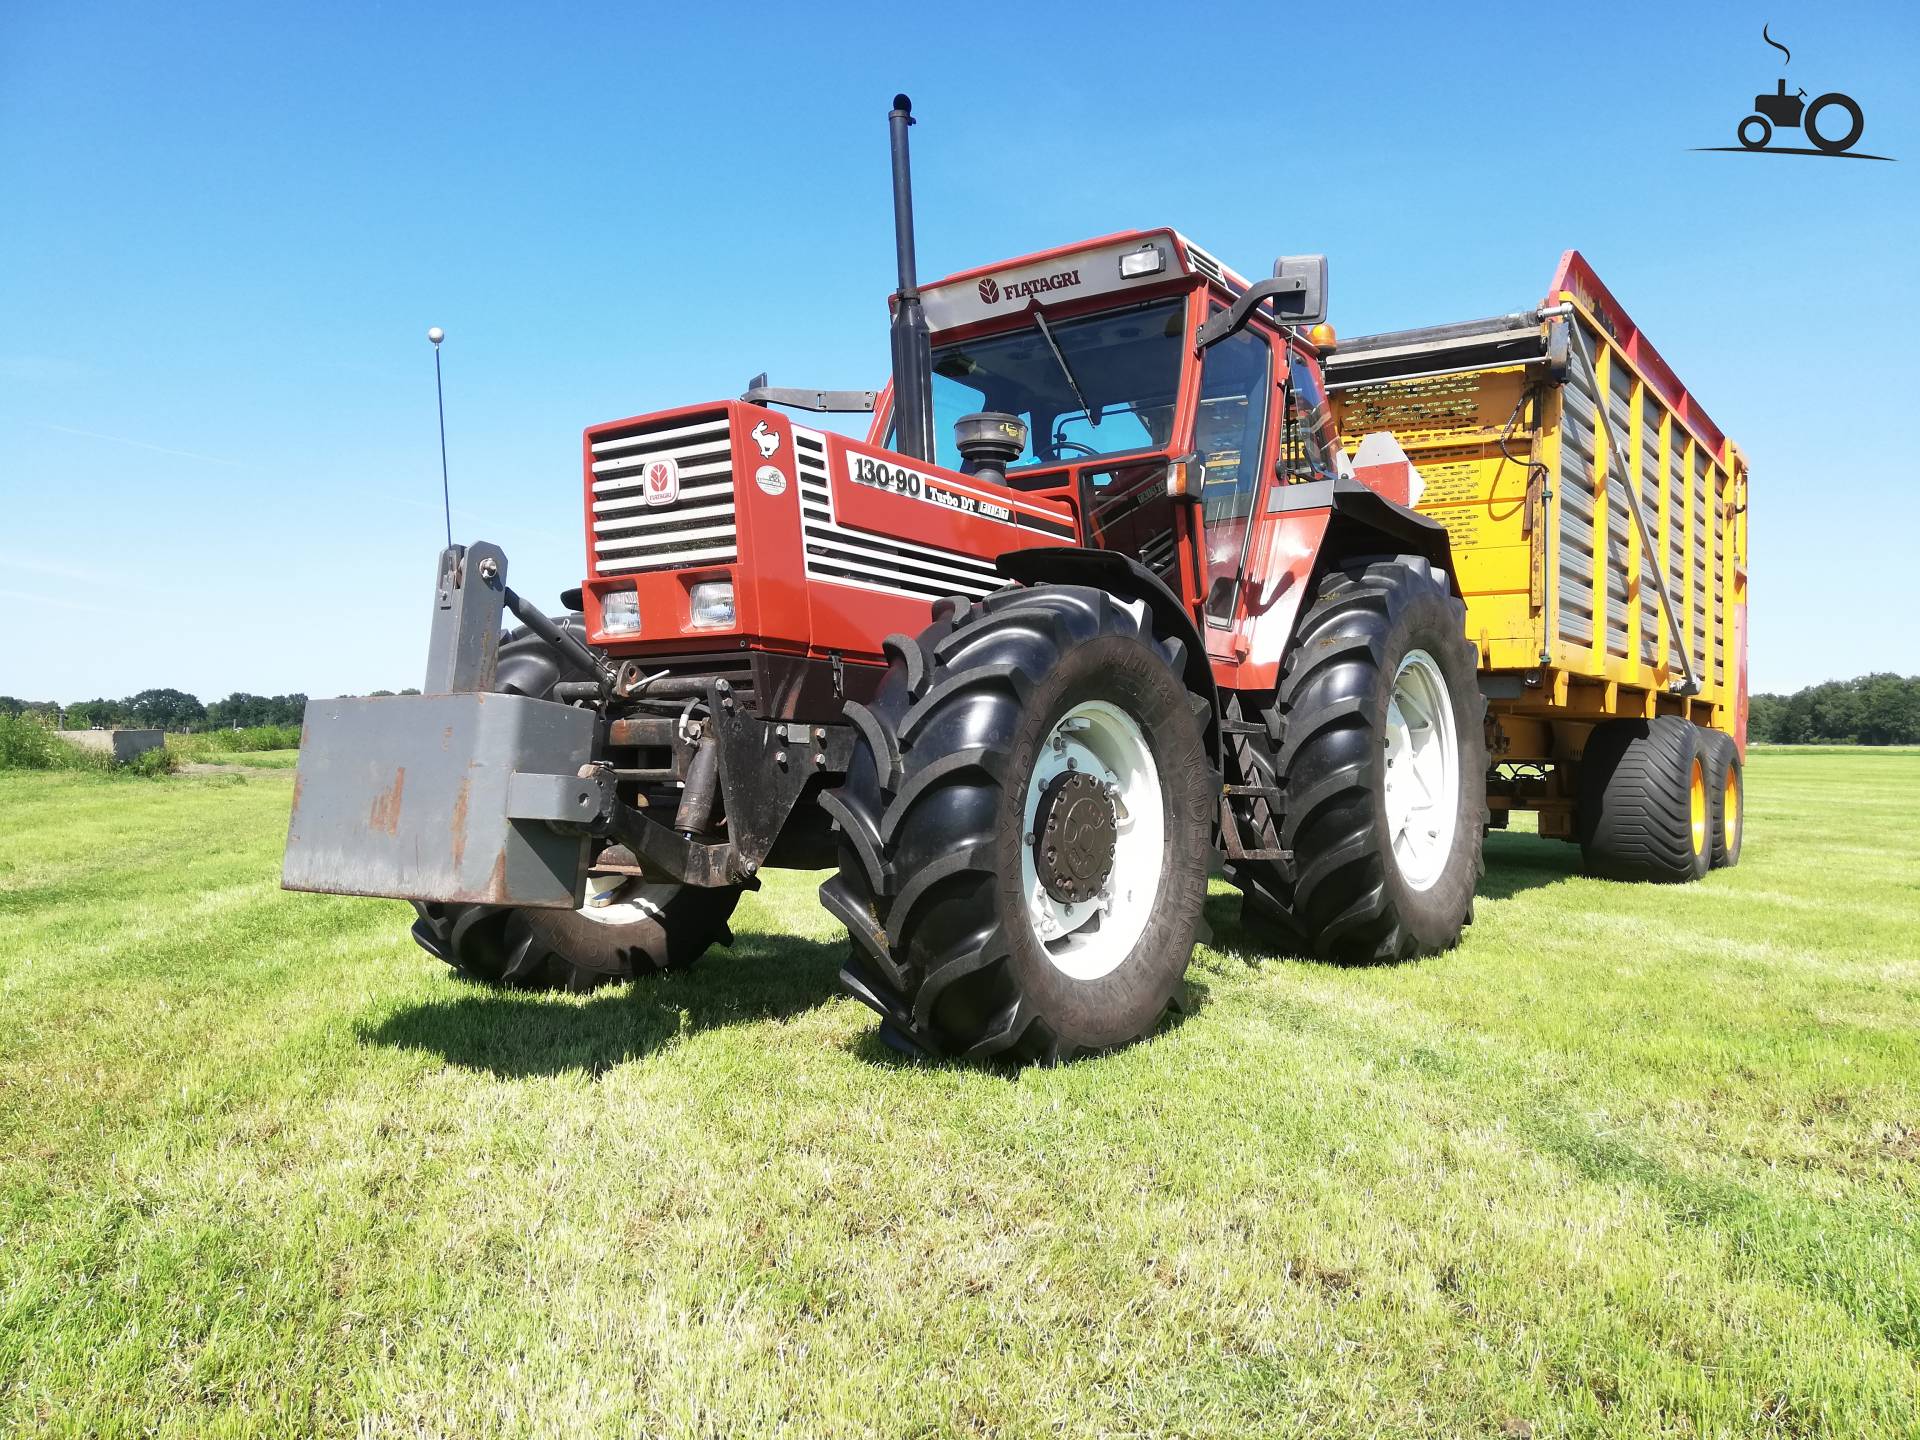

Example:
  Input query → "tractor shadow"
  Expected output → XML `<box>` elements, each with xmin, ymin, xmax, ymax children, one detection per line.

<box><xmin>1200</xmin><ymin>830</ymin><xmax>1581</xmax><ymax>964</ymax></box>
<box><xmin>1479</xmin><ymin>828</ymin><xmax>1585</xmax><ymax>900</ymax></box>
<box><xmin>361</xmin><ymin>929</ymin><xmax>848</xmax><ymax>1080</ymax></box>
<box><xmin>365</xmin><ymin>834</ymin><xmax>1583</xmax><ymax>1079</ymax></box>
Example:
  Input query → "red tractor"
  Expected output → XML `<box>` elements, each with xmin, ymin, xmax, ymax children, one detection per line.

<box><xmin>285</xmin><ymin>96</ymin><xmax>1486</xmax><ymax>1062</ymax></box>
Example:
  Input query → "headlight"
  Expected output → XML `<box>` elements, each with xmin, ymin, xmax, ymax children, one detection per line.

<box><xmin>688</xmin><ymin>580</ymin><xmax>735</xmax><ymax>629</ymax></box>
<box><xmin>601</xmin><ymin>591</ymin><xmax>640</xmax><ymax>636</ymax></box>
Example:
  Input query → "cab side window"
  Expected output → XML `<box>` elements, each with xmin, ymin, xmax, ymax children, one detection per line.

<box><xmin>1195</xmin><ymin>324</ymin><xmax>1273</xmax><ymax>620</ymax></box>
<box><xmin>1280</xmin><ymin>352</ymin><xmax>1337</xmax><ymax>484</ymax></box>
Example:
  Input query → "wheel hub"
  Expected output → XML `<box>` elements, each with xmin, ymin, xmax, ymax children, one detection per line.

<box><xmin>1032</xmin><ymin>770</ymin><xmax>1117</xmax><ymax>904</ymax></box>
<box><xmin>1382</xmin><ymin>648</ymin><xmax>1461</xmax><ymax>892</ymax></box>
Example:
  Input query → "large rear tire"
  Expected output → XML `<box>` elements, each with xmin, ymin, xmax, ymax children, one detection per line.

<box><xmin>1577</xmin><ymin>716</ymin><xmax>1711</xmax><ymax>882</ymax></box>
<box><xmin>407</xmin><ymin>620</ymin><xmax>743</xmax><ymax>991</ymax></box>
<box><xmin>820</xmin><ymin>585</ymin><xmax>1215</xmax><ymax>1063</ymax></box>
<box><xmin>1237</xmin><ymin>556</ymin><xmax>1487</xmax><ymax>962</ymax></box>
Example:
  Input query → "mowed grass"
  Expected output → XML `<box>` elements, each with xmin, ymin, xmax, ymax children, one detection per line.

<box><xmin>182</xmin><ymin>748</ymin><xmax>301</xmax><ymax>770</ymax></box>
<box><xmin>1</xmin><ymin>751</ymin><xmax>1916</xmax><ymax>1438</ymax></box>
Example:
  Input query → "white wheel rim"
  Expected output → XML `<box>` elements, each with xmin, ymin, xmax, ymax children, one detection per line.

<box><xmin>575</xmin><ymin>874</ymin><xmax>674</xmax><ymax>927</ymax></box>
<box><xmin>1018</xmin><ymin>699</ymin><xmax>1164</xmax><ymax>981</ymax></box>
<box><xmin>1383</xmin><ymin>649</ymin><xmax>1460</xmax><ymax>892</ymax></box>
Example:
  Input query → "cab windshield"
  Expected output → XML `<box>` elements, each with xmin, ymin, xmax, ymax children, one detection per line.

<box><xmin>924</xmin><ymin>300</ymin><xmax>1186</xmax><ymax>472</ymax></box>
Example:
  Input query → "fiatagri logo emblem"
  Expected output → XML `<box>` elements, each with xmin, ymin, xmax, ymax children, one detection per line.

<box><xmin>1696</xmin><ymin>24</ymin><xmax>1891</xmax><ymax>160</ymax></box>
<box><xmin>977</xmin><ymin>268</ymin><xmax>1081</xmax><ymax>306</ymax></box>
<box><xmin>644</xmin><ymin>456</ymin><xmax>680</xmax><ymax>507</ymax></box>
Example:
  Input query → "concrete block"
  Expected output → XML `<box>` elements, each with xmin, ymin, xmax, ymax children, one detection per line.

<box><xmin>54</xmin><ymin>729</ymin><xmax>166</xmax><ymax>764</ymax></box>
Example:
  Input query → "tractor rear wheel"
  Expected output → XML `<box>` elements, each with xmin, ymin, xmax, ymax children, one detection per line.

<box><xmin>820</xmin><ymin>584</ymin><xmax>1215</xmax><ymax>1063</ymax></box>
<box><xmin>1576</xmin><ymin>716</ymin><xmax>1712</xmax><ymax>882</ymax></box>
<box><xmin>1234</xmin><ymin>556</ymin><xmax>1486</xmax><ymax>962</ymax></box>
<box><xmin>408</xmin><ymin>619</ymin><xmax>743</xmax><ymax>991</ymax></box>
<box><xmin>1701</xmin><ymin>729</ymin><xmax>1744</xmax><ymax>868</ymax></box>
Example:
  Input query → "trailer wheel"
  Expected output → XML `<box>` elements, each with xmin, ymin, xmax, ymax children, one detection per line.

<box><xmin>1240</xmin><ymin>556</ymin><xmax>1486</xmax><ymax>962</ymax></box>
<box><xmin>406</xmin><ymin>620</ymin><xmax>742</xmax><ymax>991</ymax></box>
<box><xmin>1701</xmin><ymin>730</ymin><xmax>1743</xmax><ymax>868</ymax></box>
<box><xmin>820</xmin><ymin>585</ymin><xmax>1214</xmax><ymax>1063</ymax></box>
<box><xmin>1576</xmin><ymin>716</ymin><xmax>1711</xmax><ymax>882</ymax></box>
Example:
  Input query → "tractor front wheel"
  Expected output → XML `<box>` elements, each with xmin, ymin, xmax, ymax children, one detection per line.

<box><xmin>407</xmin><ymin>619</ymin><xmax>743</xmax><ymax>991</ymax></box>
<box><xmin>821</xmin><ymin>584</ymin><xmax>1215</xmax><ymax>1063</ymax></box>
<box><xmin>411</xmin><ymin>884</ymin><xmax>743</xmax><ymax>992</ymax></box>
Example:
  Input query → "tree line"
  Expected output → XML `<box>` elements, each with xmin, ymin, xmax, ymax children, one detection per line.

<box><xmin>0</xmin><ymin>689</ymin><xmax>416</xmax><ymax>733</ymax></box>
<box><xmin>1748</xmin><ymin>674</ymin><xmax>1920</xmax><ymax>745</ymax></box>
<box><xmin>6</xmin><ymin>676</ymin><xmax>1915</xmax><ymax>743</ymax></box>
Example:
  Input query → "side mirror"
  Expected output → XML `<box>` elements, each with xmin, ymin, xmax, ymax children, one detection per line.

<box><xmin>1194</xmin><ymin>253</ymin><xmax>1331</xmax><ymax>350</ymax></box>
<box><xmin>1268</xmin><ymin>255</ymin><xmax>1327</xmax><ymax>328</ymax></box>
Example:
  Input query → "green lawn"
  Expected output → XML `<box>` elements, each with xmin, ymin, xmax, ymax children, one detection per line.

<box><xmin>184</xmin><ymin>748</ymin><xmax>301</xmax><ymax>770</ymax></box>
<box><xmin>1</xmin><ymin>751</ymin><xmax>1916</xmax><ymax>1437</ymax></box>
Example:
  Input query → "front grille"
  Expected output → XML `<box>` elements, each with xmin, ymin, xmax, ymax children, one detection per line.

<box><xmin>588</xmin><ymin>412</ymin><xmax>737</xmax><ymax>576</ymax></box>
<box><xmin>620</xmin><ymin>651</ymin><xmax>758</xmax><ymax>708</ymax></box>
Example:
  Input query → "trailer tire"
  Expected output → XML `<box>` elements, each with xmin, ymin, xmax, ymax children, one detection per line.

<box><xmin>1701</xmin><ymin>730</ymin><xmax>1743</xmax><ymax>868</ymax></box>
<box><xmin>1240</xmin><ymin>556</ymin><xmax>1486</xmax><ymax>963</ymax></box>
<box><xmin>406</xmin><ymin>620</ymin><xmax>742</xmax><ymax>991</ymax></box>
<box><xmin>821</xmin><ymin>585</ymin><xmax>1214</xmax><ymax>1063</ymax></box>
<box><xmin>1576</xmin><ymin>716</ymin><xmax>1711</xmax><ymax>882</ymax></box>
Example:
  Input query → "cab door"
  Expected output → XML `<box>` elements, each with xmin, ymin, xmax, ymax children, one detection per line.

<box><xmin>1193</xmin><ymin>319</ymin><xmax>1282</xmax><ymax>663</ymax></box>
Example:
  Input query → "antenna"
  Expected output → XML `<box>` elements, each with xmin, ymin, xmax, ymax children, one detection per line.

<box><xmin>428</xmin><ymin>326</ymin><xmax>451</xmax><ymax>549</ymax></box>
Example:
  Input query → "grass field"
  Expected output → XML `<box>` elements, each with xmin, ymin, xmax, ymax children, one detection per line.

<box><xmin>2</xmin><ymin>750</ymin><xmax>1917</xmax><ymax>1437</ymax></box>
<box><xmin>176</xmin><ymin>748</ymin><xmax>301</xmax><ymax>770</ymax></box>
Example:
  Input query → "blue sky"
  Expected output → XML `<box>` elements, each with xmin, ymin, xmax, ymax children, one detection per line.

<box><xmin>3</xmin><ymin>0</ymin><xmax>1915</xmax><ymax>701</ymax></box>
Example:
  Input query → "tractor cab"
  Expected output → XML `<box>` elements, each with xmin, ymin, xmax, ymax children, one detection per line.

<box><xmin>874</xmin><ymin>229</ymin><xmax>1347</xmax><ymax>658</ymax></box>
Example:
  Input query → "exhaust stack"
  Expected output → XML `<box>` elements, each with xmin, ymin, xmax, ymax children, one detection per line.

<box><xmin>887</xmin><ymin>93</ymin><xmax>936</xmax><ymax>463</ymax></box>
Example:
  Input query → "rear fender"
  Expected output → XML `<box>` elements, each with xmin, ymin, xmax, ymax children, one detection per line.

<box><xmin>1235</xmin><ymin>477</ymin><xmax>1460</xmax><ymax>686</ymax></box>
<box><xmin>995</xmin><ymin>546</ymin><xmax>1220</xmax><ymax>768</ymax></box>
<box><xmin>1307</xmin><ymin>475</ymin><xmax>1458</xmax><ymax>594</ymax></box>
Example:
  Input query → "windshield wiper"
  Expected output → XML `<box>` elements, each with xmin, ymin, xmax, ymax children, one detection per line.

<box><xmin>1031</xmin><ymin>306</ymin><xmax>1099</xmax><ymax>428</ymax></box>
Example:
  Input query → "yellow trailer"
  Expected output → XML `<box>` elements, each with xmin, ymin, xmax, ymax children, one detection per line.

<box><xmin>1325</xmin><ymin>252</ymin><xmax>1748</xmax><ymax>878</ymax></box>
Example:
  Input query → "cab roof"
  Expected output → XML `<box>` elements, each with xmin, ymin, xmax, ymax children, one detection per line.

<box><xmin>917</xmin><ymin>229</ymin><xmax>1249</xmax><ymax>335</ymax></box>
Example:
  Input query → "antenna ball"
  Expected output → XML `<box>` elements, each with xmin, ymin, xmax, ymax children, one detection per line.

<box><xmin>427</xmin><ymin>327</ymin><xmax>445</xmax><ymax>345</ymax></box>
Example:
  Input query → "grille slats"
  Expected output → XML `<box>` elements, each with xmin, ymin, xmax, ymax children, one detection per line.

<box><xmin>591</xmin><ymin>417</ymin><xmax>730</xmax><ymax>455</ymax></box>
<box><xmin>587</xmin><ymin>412</ymin><xmax>737</xmax><ymax>576</ymax></box>
<box><xmin>792</xmin><ymin>426</ymin><xmax>1000</xmax><ymax>603</ymax></box>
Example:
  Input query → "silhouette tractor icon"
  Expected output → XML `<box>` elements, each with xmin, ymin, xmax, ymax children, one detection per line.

<box><xmin>1741</xmin><ymin>79</ymin><xmax>1864</xmax><ymax>153</ymax></box>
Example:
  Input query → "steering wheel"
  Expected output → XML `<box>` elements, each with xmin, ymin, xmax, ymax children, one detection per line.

<box><xmin>1048</xmin><ymin>439</ymin><xmax>1099</xmax><ymax>460</ymax></box>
